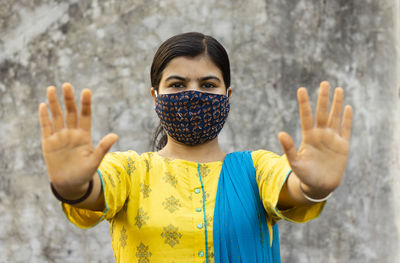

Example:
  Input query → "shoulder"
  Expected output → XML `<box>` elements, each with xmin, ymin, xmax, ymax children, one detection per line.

<box><xmin>100</xmin><ymin>151</ymin><xmax>159</xmax><ymax>174</ymax></box>
<box><xmin>103</xmin><ymin>150</ymin><xmax>141</xmax><ymax>163</ymax></box>
<box><xmin>250</xmin><ymin>149</ymin><xmax>280</xmax><ymax>163</ymax></box>
<box><xmin>105</xmin><ymin>151</ymin><xmax>162</xmax><ymax>164</ymax></box>
<box><xmin>227</xmin><ymin>150</ymin><xmax>281</xmax><ymax>168</ymax></box>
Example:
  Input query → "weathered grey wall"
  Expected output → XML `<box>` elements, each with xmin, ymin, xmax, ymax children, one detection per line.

<box><xmin>0</xmin><ymin>0</ymin><xmax>399</xmax><ymax>262</ymax></box>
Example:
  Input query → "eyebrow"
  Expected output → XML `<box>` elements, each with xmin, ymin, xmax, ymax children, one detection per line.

<box><xmin>165</xmin><ymin>75</ymin><xmax>222</xmax><ymax>83</ymax></box>
<box><xmin>200</xmin><ymin>76</ymin><xmax>221</xmax><ymax>83</ymax></box>
<box><xmin>165</xmin><ymin>75</ymin><xmax>187</xmax><ymax>82</ymax></box>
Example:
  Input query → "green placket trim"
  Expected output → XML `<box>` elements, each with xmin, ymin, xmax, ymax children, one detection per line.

<box><xmin>197</xmin><ymin>164</ymin><xmax>209</xmax><ymax>263</ymax></box>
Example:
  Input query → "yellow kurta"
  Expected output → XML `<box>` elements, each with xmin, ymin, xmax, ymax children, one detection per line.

<box><xmin>62</xmin><ymin>150</ymin><xmax>325</xmax><ymax>263</ymax></box>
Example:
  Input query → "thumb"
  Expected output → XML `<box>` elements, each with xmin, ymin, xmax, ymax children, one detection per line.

<box><xmin>278</xmin><ymin>132</ymin><xmax>298</xmax><ymax>163</ymax></box>
<box><xmin>92</xmin><ymin>133</ymin><xmax>119</xmax><ymax>165</ymax></box>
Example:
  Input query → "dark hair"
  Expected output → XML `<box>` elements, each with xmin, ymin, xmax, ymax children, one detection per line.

<box><xmin>150</xmin><ymin>32</ymin><xmax>231</xmax><ymax>151</ymax></box>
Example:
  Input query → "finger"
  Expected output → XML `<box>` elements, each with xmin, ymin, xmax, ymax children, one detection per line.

<box><xmin>316</xmin><ymin>81</ymin><xmax>330</xmax><ymax>128</ymax></box>
<box><xmin>340</xmin><ymin>105</ymin><xmax>353</xmax><ymax>140</ymax></box>
<box><xmin>297</xmin><ymin>88</ymin><xmax>313</xmax><ymax>132</ymax></box>
<box><xmin>278</xmin><ymin>132</ymin><xmax>298</xmax><ymax>163</ymax></box>
<box><xmin>92</xmin><ymin>133</ymin><xmax>119</xmax><ymax>165</ymax></box>
<box><xmin>327</xmin><ymin>87</ymin><xmax>344</xmax><ymax>131</ymax></box>
<box><xmin>62</xmin><ymin>83</ymin><xmax>78</xmax><ymax>128</ymax></box>
<box><xmin>47</xmin><ymin>86</ymin><xmax>65</xmax><ymax>131</ymax></box>
<box><xmin>38</xmin><ymin>103</ymin><xmax>53</xmax><ymax>138</ymax></box>
<box><xmin>79</xmin><ymin>89</ymin><xmax>92</xmax><ymax>132</ymax></box>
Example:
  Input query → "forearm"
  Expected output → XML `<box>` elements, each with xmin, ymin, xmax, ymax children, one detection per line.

<box><xmin>278</xmin><ymin>172</ymin><xmax>333</xmax><ymax>209</ymax></box>
<box><xmin>51</xmin><ymin>172</ymin><xmax>105</xmax><ymax>211</ymax></box>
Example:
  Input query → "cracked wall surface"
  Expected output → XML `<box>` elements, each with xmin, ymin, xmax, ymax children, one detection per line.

<box><xmin>0</xmin><ymin>0</ymin><xmax>399</xmax><ymax>262</ymax></box>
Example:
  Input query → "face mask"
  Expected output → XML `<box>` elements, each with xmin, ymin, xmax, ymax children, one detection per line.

<box><xmin>155</xmin><ymin>90</ymin><xmax>230</xmax><ymax>145</ymax></box>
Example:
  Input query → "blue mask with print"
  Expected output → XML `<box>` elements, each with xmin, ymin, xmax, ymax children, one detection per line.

<box><xmin>155</xmin><ymin>90</ymin><xmax>230</xmax><ymax>145</ymax></box>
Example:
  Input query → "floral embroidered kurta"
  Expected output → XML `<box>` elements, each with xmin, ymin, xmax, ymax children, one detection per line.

<box><xmin>62</xmin><ymin>150</ymin><xmax>325</xmax><ymax>263</ymax></box>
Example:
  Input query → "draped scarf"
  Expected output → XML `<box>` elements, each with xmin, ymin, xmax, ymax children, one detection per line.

<box><xmin>213</xmin><ymin>151</ymin><xmax>281</xmax><ymax>263</ymax></box>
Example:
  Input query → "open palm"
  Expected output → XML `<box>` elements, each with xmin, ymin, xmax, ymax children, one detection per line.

<box><xmin>39</xmin><ymin>83</ymin><xmax>118</xmax><ymax>191</ymax></box>
<box><xmin>278</xmin><ymin>81</ymin><xmax>353</xmax><ymax>193</ymax></box>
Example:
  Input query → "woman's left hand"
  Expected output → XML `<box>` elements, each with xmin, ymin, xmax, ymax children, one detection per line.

<box><xmin>278</xmin><ymin>81</ymin><xmax>353</xmax><ymax>198</ymax></box>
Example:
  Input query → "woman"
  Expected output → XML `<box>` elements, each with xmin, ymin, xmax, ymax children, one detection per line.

<box><xmin>39</xmin><ymin>32</ymin><xmax>353</xmax><ymax>262</ymax></box>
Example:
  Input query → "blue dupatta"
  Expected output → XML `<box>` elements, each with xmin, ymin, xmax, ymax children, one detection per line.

<box><xmin>213</xmin><ymin>151</ymin><xmax>281</xmax><ymax>263</ymax></box>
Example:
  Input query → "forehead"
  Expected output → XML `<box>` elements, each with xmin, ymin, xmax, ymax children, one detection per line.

<box><xmin>161</xmin><ymin>55</ymin><xmax>223</xmax><ymax>80</ymax></box>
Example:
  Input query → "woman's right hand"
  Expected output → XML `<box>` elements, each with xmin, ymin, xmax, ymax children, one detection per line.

<box><xmin>39</xmin><ymin>83</ymin><xmax>118</xmax><ymax>200</ymax></box>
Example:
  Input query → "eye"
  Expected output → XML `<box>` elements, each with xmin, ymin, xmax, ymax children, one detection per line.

<box><xmin>169</xmin><ymin>83</ymin><xmax>185</xmax><ymax>88</ymax></box>
<box><xmin>201</xmin><ymin>83</ymin><xmax>216</xmax><ymax>89</ymax></box>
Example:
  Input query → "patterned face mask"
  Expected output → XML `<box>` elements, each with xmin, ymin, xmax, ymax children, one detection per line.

<box><xmin>155</xmin><ymin>90</ymin><xmax>230</xmax><ymax>145</ymax></box>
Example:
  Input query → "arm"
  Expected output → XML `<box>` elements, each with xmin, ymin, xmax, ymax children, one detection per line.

<box><xmin>51</xmin><ymin>171</ymin><xmax>105</xmax><ymax>211</ymax></box>
<box><xmin>277</xmin><ymin>81</ymin><xmax>353</xmax><ymax>209</ymax></box>
<box><xmin>39</xmin><ymin>83</ymin><xmax>118</xmax><ymax>211</ymax></box>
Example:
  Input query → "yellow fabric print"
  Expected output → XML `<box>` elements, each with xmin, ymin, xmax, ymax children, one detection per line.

<box><xmin>136</xmin><ymin>242</ymin><xmax>152</xmax><ymax>263</ymax></box>
<box><xmin>135</xmin><ymin>208</ymin><xmax>149</xmax><ymax>229</ymax></box>
<box><xmin>144</xmin><ymin>159</ymin><xmax>151</xmax><ymax>173</ymax></box>
<box><xmin>140</xmin><ymin>183</ymin><xmax>151</xmax><ymax>198</ymax></box>
<box><xmin>119</xmin><ymin>226</ymin><xmax>128</xmax><ymax>248</ymax></box>
<box><xmin>161</xmin><ymin>224</ymin><xmax>182</xmax><ymax>247</ymax></box>
<box><xmin>126</xmin><ymin>156</ymin><xmax>136</xmax><ymax>176</ymax></box>
<box><xmin>198</xmin><ymin>164</ymin><xmax>211</xmax><ymax>178</ymax></box>
<box><xmin>163</xmin><ymin>171</ymin><xmax>177</xmax><ymax>187</ymax></box>
<box><xmin>62</xmin><ymin>150</ymin><xmax>324</xmax><ymax>263</ymax></box>
<box><xmin>162</xmin><ymin>196</ymin><xmax>181</xmax><ymax>213</ymax></box>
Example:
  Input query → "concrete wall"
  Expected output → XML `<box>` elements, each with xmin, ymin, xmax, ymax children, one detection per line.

<box><xmin>0</xmin><ymin>0</ymin><xmax>398</xmax><ymax>262</ymax></box>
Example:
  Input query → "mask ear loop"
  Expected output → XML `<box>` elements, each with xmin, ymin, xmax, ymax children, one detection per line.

<box><xmin>154</xmin><ymin>90</ymin><xmax>158</xmax><ymax>111</ymax></box>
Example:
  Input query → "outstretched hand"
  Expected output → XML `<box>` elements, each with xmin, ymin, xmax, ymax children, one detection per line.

<box><xmin>278</xmin><ymin>81</ymin><xmax>353</xmax><ymax>196</ymax></box>
<box><xmin>39</xmin><ymin>83</ymin><xmax>118</xmax><ymax>194</ymax></box>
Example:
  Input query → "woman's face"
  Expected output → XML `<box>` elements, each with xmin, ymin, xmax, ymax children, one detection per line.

<box><xmin>151</xmin><ymin>55</ymin><xmax>232</xmax><ymax>98</ymax></box>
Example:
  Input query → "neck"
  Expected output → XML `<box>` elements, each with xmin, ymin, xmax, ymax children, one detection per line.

<box><xmin>158</xmin><ymin>136</ymin><xmax>226</xmax><ymax>163</ymax></box>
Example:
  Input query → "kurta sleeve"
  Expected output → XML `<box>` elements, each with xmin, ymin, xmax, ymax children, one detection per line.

<box><xmin>251</xmin><ymin>149</ymin><xmax>325</xmax><ymax>224</ymax></box>
<box><xmin>62</xmin><ymin>150</ymin><xmax>139</xmax><ymax>229</ymax></box>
